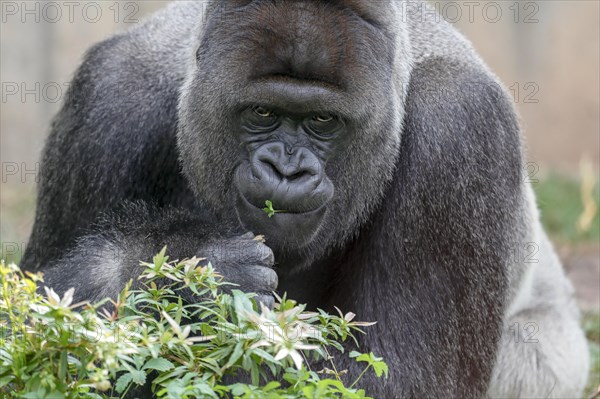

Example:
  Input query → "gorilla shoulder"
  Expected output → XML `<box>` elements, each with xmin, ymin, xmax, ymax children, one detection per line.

<box><xmin>404</xmin><ymin>56</ymin><xmax>522</xmax><ymax>195</ymax></box>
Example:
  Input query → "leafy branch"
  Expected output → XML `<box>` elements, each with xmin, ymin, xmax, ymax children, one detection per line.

<box><xmin>0</xmin><ymin>248</ymin><xmax>387</xmax><ymax>398</ymax></box>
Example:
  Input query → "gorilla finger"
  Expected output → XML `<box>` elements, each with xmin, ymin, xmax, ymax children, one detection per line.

<box><xmin>227</xmin><ymin>241</ymin><xmax>274</xmax><ymax>267</ymax></box>
<box><xmin>243</xmin><ymin>265</ymin><xmax>278</xmax><ymax>291</ymax></box>
<box><xmin>256</xmin><ymin>243</ymin><xmax>274</xmax><ymax>267</ymax></box>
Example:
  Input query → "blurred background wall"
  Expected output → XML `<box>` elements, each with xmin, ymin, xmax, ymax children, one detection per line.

<box><xmin>1</xmin><ymin>1</ymin><xmax>171</xmax><ymax>253</ymax></box>
<box><xmin>2</xmin><ymin>1</ymin><xmax>598</xmax><ymax>173</ymax></box>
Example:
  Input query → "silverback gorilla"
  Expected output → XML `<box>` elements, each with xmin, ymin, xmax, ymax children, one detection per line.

<box><xmin>23</xmin><ymin>1</ymin><xmax>589</xmax><ymax>397</ymax></box>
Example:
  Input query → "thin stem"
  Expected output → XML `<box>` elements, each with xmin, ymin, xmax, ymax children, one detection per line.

<box><xmin>323</xmin><ymin>346</ymin><xmax>342</xmax><ymax>382</ymax></box>
<box><xmin>349</xmin><ymin>364</ymin><xmax>371</xmax><ymax>389</ymax></box>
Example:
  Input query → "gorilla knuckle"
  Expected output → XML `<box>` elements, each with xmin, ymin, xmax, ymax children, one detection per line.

<box><xmin>255</xmin><ymin>243</ymin><xmax>275</xmax><ymax>266</ymax></box>
<box><xmin>249</xmin><ymin>265</ymin><xmax>278</xmax><ymax>291</ymax></box>
<box><xmin>200</xmin><ymin>237</ymin><xmax>275</xmax><ymax>277</ymax></box>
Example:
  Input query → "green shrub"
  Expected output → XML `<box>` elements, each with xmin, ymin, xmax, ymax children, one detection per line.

<box><xmin>0</xmin><ymin>249</ymin><xmax>387</xmax><ymax>399</ymax></box>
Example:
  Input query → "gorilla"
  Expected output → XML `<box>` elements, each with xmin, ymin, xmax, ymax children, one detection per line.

<box><xmin>22</xmin><ymin>1</ymin><xmax>589</xmax><ymax>397</ymax></box>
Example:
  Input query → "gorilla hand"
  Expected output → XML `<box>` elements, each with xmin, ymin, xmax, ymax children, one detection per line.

<box><xmin>197</xmin><ymin>232</ymin><xmax>277</xmax><ymax>308</ymax></box>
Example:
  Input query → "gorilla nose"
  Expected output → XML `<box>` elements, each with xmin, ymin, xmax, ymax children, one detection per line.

<box><xmin>259</xmin><ymin>153</ymin><xmax>316</xmax><ymax>183</ymax></box>
<box><xmin>239</xmin><ymin>142</ymin><xmax>333</xmax><ymax>212</ymax></box>
<box><xmin>254</xmin><ymin>143</ymin><xmax>321</xmax><ymax>185</ymax></box>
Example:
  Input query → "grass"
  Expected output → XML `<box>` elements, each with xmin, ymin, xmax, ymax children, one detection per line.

<box><xmin>533</xmin><ymin>172</ymin><xmax>600</xmax><ymax>244</ymax></box>
<box><xmin>533</xmin><ymin>173</ymin><xmax>600</xmax><ymax>396</ymax></box>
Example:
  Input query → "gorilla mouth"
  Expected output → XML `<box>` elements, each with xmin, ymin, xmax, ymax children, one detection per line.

<box><xmin>238</xmin><ymin>190</ymin><xmax>327</xmax><ymax>216</ymax></box>
<box><xmin>233</xmin><ymin>160</ymin><xmax>335</xmax><ymax>214</ymax></box>
<box><xmin>235</xmin><ymin>191</ymin><xmax>328</xmax><ymax>249</ymax></box>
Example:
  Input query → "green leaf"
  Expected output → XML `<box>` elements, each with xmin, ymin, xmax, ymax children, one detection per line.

<box><xmin>58</xmin><ymin>351</ymin><xmax>68</xmax><ymax>380</ymax></box>
<box><xmin>115</xmin><ymin>373</ymin><xmax>133</xmax><ymax>394</ymax></box>
<box><xmin>350</xmin><ymin>351</ymin><xmax>389</xmax><ymax>380</ymax></box>
<box><xmin>229</xmin><ymin>383</ymin><xmax>247</xmax><ymax>396</ymax></box>
<box><xmin>130</xmin><ymin>369</ymin><xmax>147</xmax><ymax>385</ymax></box>
<box><xmin>44</xmin><ymin>392</ymin><xmax>65</xmax><ymax>399</ymax></box>
<box><xmin>263</xmin><ymin>200</ymin><xmax>276</xmax><ymax>218</ymax></box>
<box><xmin>143</xmin><ymin>358</ymin><xmax>175</xmax><ymax>372</ymax></box>
<box><xmin>372</xmin><ymin>360</ymin><xmax>389</xmax><ymax>378</ymax></box>
<box><xmin>262</xmin><ymin>199</ymin><xmax>286</xmax><ymax>218</ymax></box>
<box><xmin>0</xmin><ymin>375</ymin><xmax>14</xmax><ymax>387</ymax></box>
<box><xmin>0</xmin><ymin>256</ymin><xmax>383</xmax><ymax>399</ymax></box>
<box><xmin>263</xmin><ymin>381</ymin><xmax>281</xmax><ymax>391</ymax></box>
<box><xmin>223</xmin><ymin>342</ymin><xmax>244</xmax><ymax>369</ymax></box>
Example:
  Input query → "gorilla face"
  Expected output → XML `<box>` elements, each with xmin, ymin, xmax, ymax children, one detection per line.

<box><xmin>178</xmin><ymin>1</ymin><xmax>403</xmax><ymax>251</ymax></box>
<box><xmin>233</xmin><ymin>90</ymin><xmax>340</xmax><ymax>246</ymax></box>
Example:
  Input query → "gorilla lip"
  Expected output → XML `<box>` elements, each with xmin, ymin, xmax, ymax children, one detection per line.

<box><xmin>237</xmin><ymin>190</ymin><xmax>326</xmax><ymax>217</ymax></box>
<box><xmin>235</xmin><ymin>191</ymin><xmax>326</xmax><ymax>248</ymax></box>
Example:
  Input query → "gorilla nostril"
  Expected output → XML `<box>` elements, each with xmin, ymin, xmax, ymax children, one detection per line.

<box><xmin>286</xmin><ymin>171</ymin><xmax>306</xmax><ymax>181</ymax></box>
<box><xmin>259</xmin><ymin>158</ymin><xmax>308</xmax><ymax>181</ymax></box>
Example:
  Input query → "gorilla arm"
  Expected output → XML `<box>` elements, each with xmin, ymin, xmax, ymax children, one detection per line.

<box><xmin>38</xmin><ymin>204</ymin><xmax>216</xmax><ymax>303</ymax></box>
<box><xmin>38</xmin><ymin>203</ymin><xmax>278</xmax><ymax>306</ymax></box>
<box><xmin>22</xmin><ymin>35</ymin><xmax>277</xmax><ymax>306</ymax></box>
<box><xmin>329</xmin><ymin>57</ymin><xmax>524</xmax><ymax>398</ymax></box>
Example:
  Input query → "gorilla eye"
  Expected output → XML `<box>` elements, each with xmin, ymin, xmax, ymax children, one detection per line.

<box><xmin>305</xmin><ymin>114</ymin><xmax>342</xmax><ymax>139</ymax></box>
<box><xmin>243</xmin><ymin>106</ymin><xmax>280</xmax><ymax>133</ymax></box>
<box><xmin>253</xmin><ymin>106</ymin><xmax>274</xmax><ymax>118</ymax></box>
<box><xmin>313</xmin><ymin>114</ymin><xmax>333</xmax><ymax>123</ymax></box>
